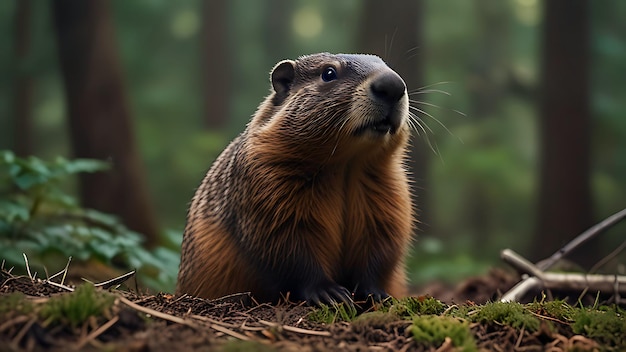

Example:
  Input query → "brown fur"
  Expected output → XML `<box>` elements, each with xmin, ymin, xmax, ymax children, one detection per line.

<box><xmin>177</xmin><ymin>53</ymin><xmax>413</xmax><ymax>305</ymax></box>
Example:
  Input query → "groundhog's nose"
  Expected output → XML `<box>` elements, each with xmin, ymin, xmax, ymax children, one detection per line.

<box><xmin>369</xmin><ymin>71</ymin><xmax>406</xmax><ymax>106</ymax></box>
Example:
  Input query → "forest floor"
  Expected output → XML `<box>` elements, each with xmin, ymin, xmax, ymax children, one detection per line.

<box><xmin>0</xmin><ymin>267</ymin><xmax>621</xmax><ymax>351</ymax></box>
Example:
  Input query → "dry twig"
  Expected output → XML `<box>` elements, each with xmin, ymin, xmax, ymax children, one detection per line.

<box><xmin>501</xmin><ymin>208</ymin><xmax>626</xmax><ymax>303</ymax></box>
<box><xmin>74</xmin><ymin>315</ymin><xmax>120</xmax><ymax>350</ymax></box>
<box><xmin>501</xmin><ymin>249</ymin><xmax>626</xmax><ymax>302</ymax></box>
<box><xmin>117</xmin><ymin>295</ymin><xmax>193</xmax><ymax>327</ymax></box>
<box><xmin>258</xmin><ymin>319</ymin><xmax>332</xmax><ymax>337</ymax></box>
<box><xmin>92</xmin><ymin>270</ymin><xmax>136</xmax><ymax>289</ymax></box>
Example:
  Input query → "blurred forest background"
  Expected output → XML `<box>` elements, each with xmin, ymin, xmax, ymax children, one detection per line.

<box><xmin>1</xmin><ymin>0</ymin><xmax>625</xmax><ymax>292</ymax></box>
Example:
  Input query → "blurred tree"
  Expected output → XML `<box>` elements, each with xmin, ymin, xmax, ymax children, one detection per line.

<box><xmin>534</xmin><ymin>0</ymin><xmax>594</xmax><ymax>267</ymax></box>
<box><xmin>14</xmin><ymin>0</ymin><xmax>34</xmax><ymax>157</ymax></box>
<box><xmin>201</xmin><ymin>0</ymin><xmax>231</xmax><ymax>129</ymax></box>
<box><xmin>264</xmin><ymin>0</ymin><xmax>293</xmax><ymax>62</ymax></box>
<box><xmin>465</xmin><ymin>1</ymin><xmax>515</xmax><ymax>255</ymax></box>
<box><xmin>52</xmin><ymin>0</ymin><xmax>160</xmax><ymax>246</ymax></box>
<box><xmin>471</xmin><ymin>1</ymin><xmax>514</xmax><ymax>115</ymax></box>
<box><xmin>357</xmin><ymin>0</ymin><xmax>428</xmax><ymax>234</ymax></box>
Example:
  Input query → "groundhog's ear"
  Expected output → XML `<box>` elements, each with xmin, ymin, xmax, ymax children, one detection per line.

<box><xmin>271</xmin><ymin>60</ymin><xmax>295</xmax><ymax>102</ymax></box>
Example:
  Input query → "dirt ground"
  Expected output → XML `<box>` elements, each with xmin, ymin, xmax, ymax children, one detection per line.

<box><xmin>0</xmin><ymin>268</ymin><xmax>610</xmax><ymax>351</ymax></box>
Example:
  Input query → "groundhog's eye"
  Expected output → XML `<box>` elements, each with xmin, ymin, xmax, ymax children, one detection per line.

<box><xmin>321</xmin><ymin>66</ymin><xmax>338</xmax><ymax>82</ymax></box>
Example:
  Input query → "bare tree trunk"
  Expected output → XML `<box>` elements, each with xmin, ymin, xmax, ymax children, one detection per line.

<box><xmin>201</xmin><ymin>0</ymin><xmax>231</xmax><ymax>129</ymax></box>
<box><xmin>52</xmin><ymin>0</ymin><xmax>160</xmax><ymax>246</ymax></box>
<box><xmin>265</xmin><ymin>0</ymin><xmax>293</xmax><ymax>62</ymax></box>
<box><xmin>357</xmin><ymin>0</ymin><xmax>428</xmax><ymax>233</ymax></box>
<box><xmin>535</xmin><ymin>0</ymin><xmax>594</xmax><ymax>267</ymax></box>
<box><xmin>14</xmin><ymin>0</ymin><xmax>34</xmax><ymax>157</ymax></box>
<box><xmin>465</xmin><ymin>0</ymin><xmax>514</xmax><ymax>254</ymax></box>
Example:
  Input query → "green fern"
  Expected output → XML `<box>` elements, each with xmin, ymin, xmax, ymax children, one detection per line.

<box><xmin>0</xmin><ymin>150</ymin><xmax>178</xmax><ymax>291</ymax></box>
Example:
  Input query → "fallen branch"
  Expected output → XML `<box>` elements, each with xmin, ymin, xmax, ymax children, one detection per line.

<box><xmin>500</xmin><ymin>208</ymin><xmax>626</xmax><ymax>303</ymax></box>
<box><xmin>500</xmin><ymin>249</ymin><xmax>626</xmax><ymax>302</ymax></box>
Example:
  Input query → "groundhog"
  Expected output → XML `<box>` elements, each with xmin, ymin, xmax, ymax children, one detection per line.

<box><xmin>176</xmin><ymin>53</ymin><xmax>413</xmax><ymax>306</ymax></box>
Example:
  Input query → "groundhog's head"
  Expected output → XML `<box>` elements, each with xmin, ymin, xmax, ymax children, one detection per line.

<box><xmin>250</xmin><ymin>53</ymin><xmax>410</xmax><ymax>163</ymax></box>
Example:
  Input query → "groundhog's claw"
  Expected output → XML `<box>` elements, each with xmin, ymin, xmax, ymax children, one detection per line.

<box><xmin>354</xmin><ymin>286</ymin><xmax>390</xmax><ymax>303</ymax></box>
<box><xmin>302</xmin><ymin>281</ymin><xmax>354</xmax><ymax>308</ymax></box>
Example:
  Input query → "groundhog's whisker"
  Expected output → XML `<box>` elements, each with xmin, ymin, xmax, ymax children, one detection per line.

<box><xmin>408</xmin><ymin>103</ymin><xmax>457</xmax><ymax>138</ymax></box>
<box><xmin>405</xmin><ymin>114</ymin><xmax>426</xmax><ymax>142</ymax></box>
<box><xmin>407</xmin><ymin>81</ymin><xmax>454</xmax><ymax>93</ymax></box>
<box><xmin>407</xmin><ymin>111</ymin><xmax>434</xmax><ymax>142</ymax></box>
<box><xmin>406</xmin><ymin>110</ymin><xmax>433</xmax><ymax>135</ymax></box>
<box><xmin>408</xmin><ymin>111</ymin><xmax>440</xmax><ymax>156</ymax></box>
<box><xmin>408</xmin><ymin>104</ymin><xmax>437</xmax><ymax>123</ymax></box>
<box><xmin>408</xmin><ymin>89</ymin><xmax>451</xmax><ymax>96</ymax></box>
<box><xmin>410</xmin><ymin>99</ymin><xmax>467</xmax><ymax>119</ymax></box>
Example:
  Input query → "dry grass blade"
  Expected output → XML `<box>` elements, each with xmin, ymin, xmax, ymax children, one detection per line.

<box><xmin>258</xmin><ymin>319</ymin><xmax>332</xmax><ymax>337</ymax></box>
<box><xmin>190</xmin><ymin>314</ymin><xmax>245</xmax><ymax>329</ymax></box>
<box><xmin>11</xmin><ymin>316</ymin><xmax>36</xmax><ymax>347</ymax></box>
<box><xmin>61</xmin><ymin>256</ymin><xmax>71</xmax><ymax>285</ymax></box>
<box><xmin>209</xmin><ymin>324</ymin><xmax>250</xmax><ymax>341</ymax></box>
<box><xmin>514</xmin><ymin>327</ymin><xmax>524</xmax><ymax>349</ymax></box>
<box><xmin>0</xmin><ymin>315</ymin><xmax>30</xmax><ymax>334</ymax></box>
<box><xmin>74</xmin><ymin>315</ymin><xmax>119</xmax><ymax>350</ymax></box>
<box><xmin>22</xmin><ymin>254</ymin><xmax>33</xmax><ymax>281</ymax></box>
<box><xmin>93</xmin><ymin>270</ymin><xmax>136</xmax><ymax>289</ymax></box>
<box><xmin>45</xmin><ymin>280</ymin><xmax>74</xmax><ymax>292</ymax></box>
<box><xmin>117</xmin><ymin>296</ymin><xmax>194</xmax><ymax>327</ymax></box>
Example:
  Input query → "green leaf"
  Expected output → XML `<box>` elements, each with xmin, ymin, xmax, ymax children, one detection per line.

<box><xmin>0</xmin><ymin>150</ymin><xmax>15</xmax><ymax>164</ymax></box>
<box><xmin>89</xmin><ymin>241</ymin><xmax>120</xmax><ymax>261</ymax></box>
<box><xmin>44</xmin><ymin>189</ymin><xmax>78</xmax><ymax>208</ymax></box>
<box><xmin>13</xmin><ymin>172</ymin><xmax>48</xmax><ymax>190</ymax></box>
<box><xmin>0</xmin><ymin>200</ymin><xmax>31</xmax><ymax>222</ymax></box>
<box><xmin>17</xmin><ymin>156</ymin><xmax>50</xmax><ymax>176</ymax></box>
<box><xmin>0</xmin><ymin>151</ymin><xmax>178</xmax><ymax>291</ymax></box>
<box><xmin>56</xmin><ymin>158</ymin><xmax>110</xmax><ymax>175</ymax></box>
<box><xmin>83</xmin><ymin>209</ymin><xmax>120</xmax><ymax>228</ymax></box>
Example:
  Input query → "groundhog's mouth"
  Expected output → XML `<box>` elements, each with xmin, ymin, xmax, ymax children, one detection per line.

<box><xmin>354</xmin><ymin>116</ymin><xmax>398</xmax><ymax>136</ymax></box>
<box><xmin>371</xmin><ymin>119</ymin><xmax>395</xmax><ymax>134</ymax></box>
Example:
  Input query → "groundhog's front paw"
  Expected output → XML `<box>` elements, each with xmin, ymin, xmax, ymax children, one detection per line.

<box><xmin>299</xmin><ymin>281</ymin><xmax>354</xmax><ymax>307</ymax></box>
<box><xmin>354</xmin><ymin>286</ymin><xmax>390</xmax><ymax>303</ymax></box>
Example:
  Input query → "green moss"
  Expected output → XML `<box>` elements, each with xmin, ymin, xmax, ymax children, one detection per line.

<box><xmin>308</xmin><ymin>302</ymin><xmax>358</xmax><ymax>324</ymax></box>
<box><xmin>526</xmin><ymin>299</ymin><xmax>575</xmax><ymax>322</ymax></box>
<box><xmin>410</xmin><ymin>315</ymin><xmax>477</xmax><ymax>351</ymax></box>
<box><xmin>39</xmin><ymin>283</ymin><xmax>115</xmax><ymax>328</ymax></box>
<box><xmin>571</xmin><ymin>306</ymin><xmax>626</xmax><ymax>349</ymax></box>
<box><xmin>443</xmin><ymin>303</ymin><xmax>475</xmax><ymax>320</ymax></box>
<box><xmin>385</xmin><ymin>296</ymin><xmax>447</xmax><ymax>318</ymax></box>
<box><xmin>471</xmin><ymin>301</ymin><xmax>540</xmax><ymax>331</ymax></box>
<box><xmin>527</xmin><ymin>299</ymin><xmax>625</xmax><ymax>348</ymax></box>
<box><xmin>352</xmin><ymin>311</ymin><xmax>401</xmax><ymax>329</ymax></box>
<box><xmin>0</xmin><ymin>292</ymin><xmax>33</xmax><ymax>317</ymax></box>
